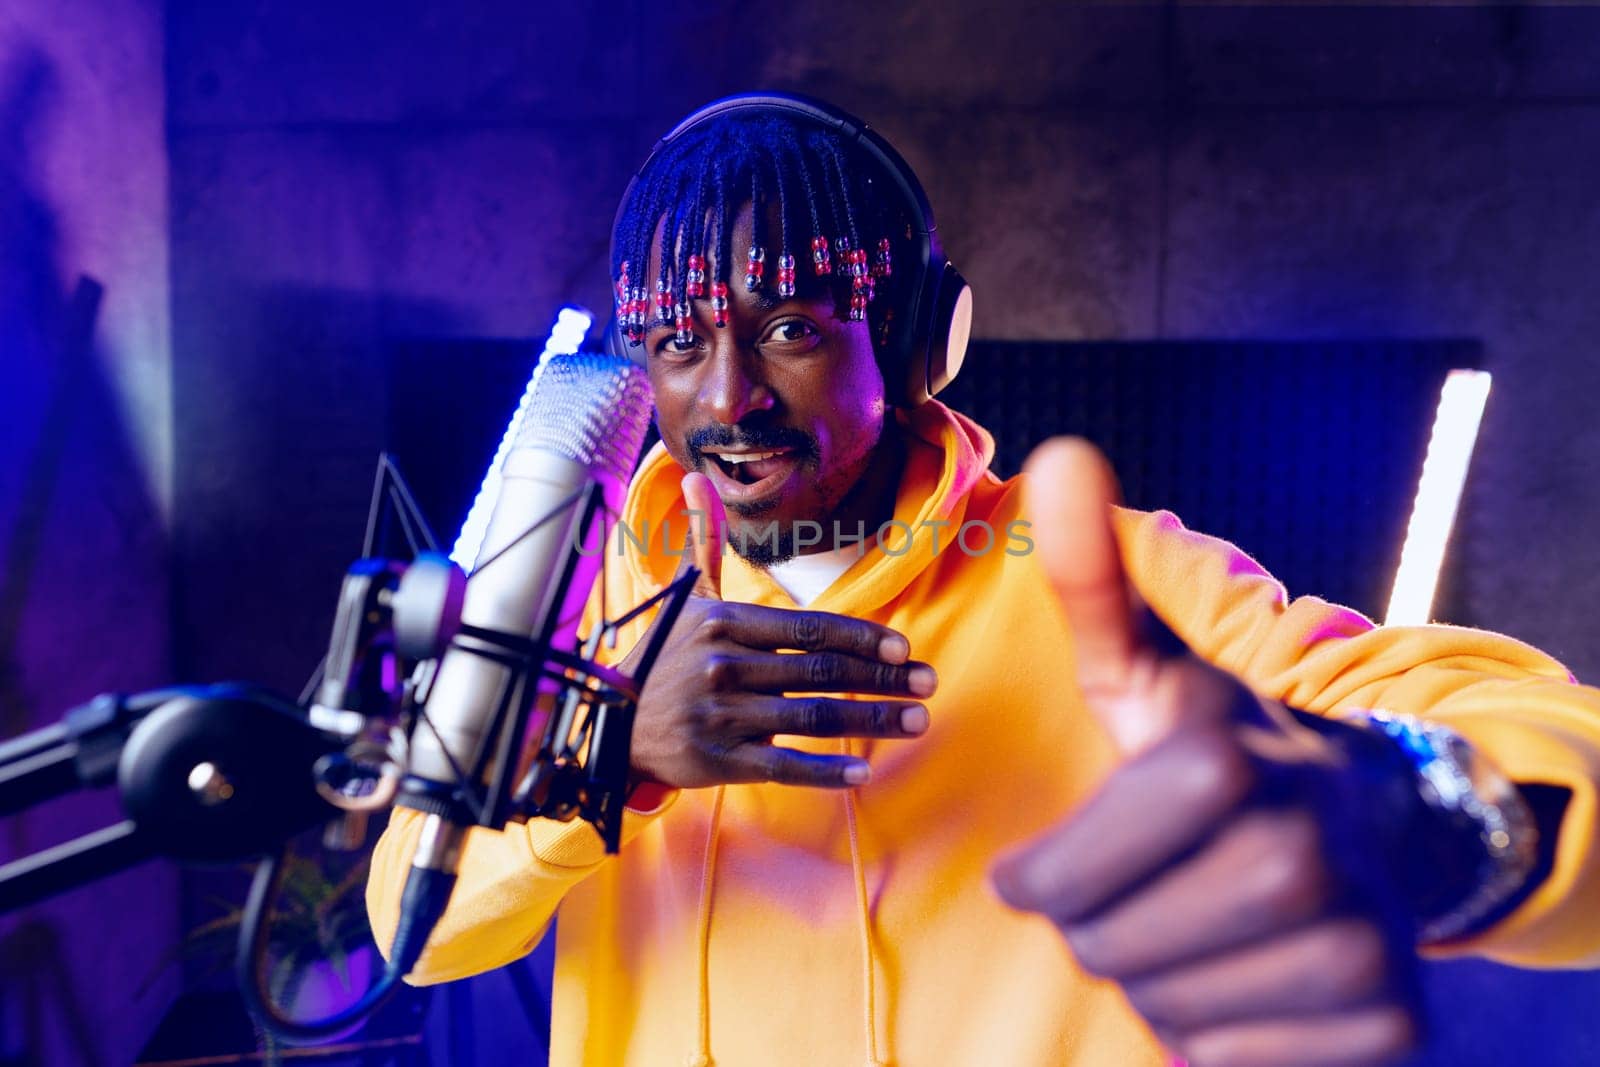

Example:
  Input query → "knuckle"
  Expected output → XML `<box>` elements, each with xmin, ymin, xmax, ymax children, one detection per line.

<box><xmin>1062</xmin><ymin>921</ymin><xmax>1116</xmax><ymax>979</ymax></box>
<box><xmin>857</xmin><ymin>624</ymin><xmax>891</xmax><ymax>658</ymax></box>
<box><xmin>698</xmin><ymin>740</ymin><xmax>739</xmax><ymax>782</ymax></box>
<box><xmin>701</xmin><ymin>604</ymin><xmax>736</xmax><ymax>642</ymax></box>
<box><xmin>698</xmin><ymin>698</ymin><xmax>737</xmax><ymax>737</ymax></box>
<box><xmin>803</xmin><ymin>651</ymin><xmax>844</xmax><ymax>687</ymax></box>
<box><xmin>1164</xmin><ymin>725</ymin><xmax>1254</xmax><ymax>815</ymax></box>
<box><xmin>788</xmin><ymin>612</ymin><xmax>827</xmax><ymax>650</ymax></box>
<box><xmin>1248</xmin><ymin>812</ymin><xmax>1331</xmax><ymax>924</ymax></box>
<box><xmin>761</xmin><ymin>750</ymin><xmax>806</xmax><ymax>786</ymax></box>
<box><xmin>867</xmin><ymin>701</ymin><xmax>898</xmax><ymax>734</ymax></box>
<box><xmin>870</xmin><ymin>661</ymin><xmax>907</xmax><ymax>693</ymax></box>
<box><xmin>702</xmin><ymin>654</ymin><xmax>739</xmax><ymax>690</ymax></box>
<box><xmin>794</xmin><ymin>698</ymin><xmax>840</xmax><ymax>737</ymax></box>
<box><xmin>1026</xmin><ymin>859</ymin><xmax>1095</xmax><ymax>923</ymax></box>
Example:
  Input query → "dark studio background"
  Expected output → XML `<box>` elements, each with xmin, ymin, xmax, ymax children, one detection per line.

<box><xmin>4</xmin><ymin>2</ymin><xmax>1600</xmax><ymax>1064</ymax></box>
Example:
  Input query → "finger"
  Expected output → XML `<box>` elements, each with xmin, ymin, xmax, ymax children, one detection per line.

<box><xmin>1178</xmin><ymin>1005</ymin><xmax>1420</xmax><ymax>1067</ymax></box>
<box><xmin>1056</xmin><ymin>808</ymin><xmax>1337</xmax><ymax>982</ymax></box>
<box><xmin>702</xmin><ymin>601</ymin><xmax>911</xmax><ymax>664</ymax></box>
<box><xmin>1122</xmin><ymin>918</ymin><xmax>1408</xmax><ymax>1034</ymax></box>
<box><xmin>718</xmin><ymin>649</ymin><xmax>938</xmax><ymax>699</ymax></box>
<box><xmin>1023</xmin><ymin>437</ymin><xmax>1186</xmax><ymax>753</ymax></box>
<box><xmin>991</xmin><ymin>720</ymin><xmax>1254</xmax><ymax>922</ymax></box>
<box><xmin>721</xmin><ymin>694</ymin><xmax>930</xmax><ymax>741</ymax></box>
<box><xmin>679</xmin><ymin>471</ymin><xmax>726</xmax><ymax>599</ymax></box>
<box><xmin>1024</xmin><ymin>437</ymin><xmax>1138</xmax><ymax>678</ymax></box>
<box><xmin>720</xmin><ymin>743</ymin><xmax>874</xmax><ymax>788</ymax></box>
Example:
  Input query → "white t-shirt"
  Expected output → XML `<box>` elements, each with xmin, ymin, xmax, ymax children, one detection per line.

<box><xmin>764</xmin><ymin>543</ymin><xmax>864</xmax><ymax>607</ymax></box>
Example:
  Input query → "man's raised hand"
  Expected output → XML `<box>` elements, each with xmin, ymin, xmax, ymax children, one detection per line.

<box><xmin>625</xmin><ymin>472</ymin><xmax>937</xmax><ymax>790</ymax></box>
<box><xmin>991</xmin><ymin>439</ymin><xmax>1421</xmax><ymax>1067</ymax></box>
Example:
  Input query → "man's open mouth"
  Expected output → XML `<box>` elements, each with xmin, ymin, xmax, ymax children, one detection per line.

<box><xmin>705</xmin><ymin>448</ymin><xmax>794</xmax><ymax>485</ymax></box>
<box><xmin>700</xmin><ymin>447</ymin><xmax>803</xmax><ymax>505</ymax></box>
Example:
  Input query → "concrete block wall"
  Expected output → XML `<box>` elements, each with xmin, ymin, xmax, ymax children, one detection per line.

<box><xmin>163</xmin><ymin>3</ymin><xmax>1600</xmax><ymax>1064</ymax></box>
<box><xmin>169</xmin><ymin>2</ymin><xmax>1600</xmax><ymax>674</ymax></box>
<box><xmin>0</xmin><ymin>2</ymin><xmax>175</xmax><ymax>1065</ymax></box>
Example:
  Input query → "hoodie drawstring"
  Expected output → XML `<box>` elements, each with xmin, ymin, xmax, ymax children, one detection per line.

<box><xmin>687</xmin><ymin>785</ymin><xmax>727</xmax><ymax>1067</ymax></box>
<box><xmin>844</xmin><ymin>779</ymin><xmax>887</xmax><ymax>1067</ymax></box>
<box><xmin>687</xmin><ymin>772</ymin><xmax>886</xmax><ymax>1067</ymax></box>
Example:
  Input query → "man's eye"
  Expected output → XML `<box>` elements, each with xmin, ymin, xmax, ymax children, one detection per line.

<box><xmin>654</xmin><ymin>333</ymin><xmax>701</xmax><ymax>358</ymax></box>
<box><xmin>764</xmin><ymin>320</ymin><xmax>819</xmax><ymax>346</ymax></box>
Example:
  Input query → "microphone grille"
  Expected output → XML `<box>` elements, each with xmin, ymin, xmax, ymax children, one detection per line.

<box><xmin>515</xmin><ymin>352</ymin><xmax>654</xmax><ymax>484</ymax></box>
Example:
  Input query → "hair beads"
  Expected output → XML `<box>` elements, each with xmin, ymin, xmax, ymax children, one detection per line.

<box><xmin>613</xmin><ymin>114</ymin><xmax>905</xmax><ymax>345</ymax></box>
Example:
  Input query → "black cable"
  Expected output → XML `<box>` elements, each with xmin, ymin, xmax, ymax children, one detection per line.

<box><xmin>236</xmin><ymin>848</ymin><xmax>453</xmax><ymax>1045</ymax></box>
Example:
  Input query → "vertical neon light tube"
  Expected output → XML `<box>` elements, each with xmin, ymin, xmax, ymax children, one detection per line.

<box><xmin>449</xmin><ymin>307</ymin><xmax>593</xmax><ymax>570</ymax></box>
<box><xmin>1384</xmin><ymin>369</ymin><xmax>1492</xmax><ymax>626</ymax></box>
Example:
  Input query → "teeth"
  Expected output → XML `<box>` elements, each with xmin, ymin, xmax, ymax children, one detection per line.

<box><xmin>717</xmin><ymin>451</ymin><xmax>783</xmax><ymax>465</ymax></box>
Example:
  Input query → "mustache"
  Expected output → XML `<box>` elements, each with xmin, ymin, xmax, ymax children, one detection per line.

<box><xmin>685</xmin><ymin>424</ymin><xmax>820</xmax><ymax>468</ymax></box>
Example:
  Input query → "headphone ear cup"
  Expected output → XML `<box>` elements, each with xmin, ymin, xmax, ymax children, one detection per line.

<box><xmin>898</xmin><ymin>263</ymin><xmax>972</xmax><ymax>406</ymax></box>
<box><xmin>924</xmin><ymin>264</ymin><xmax>972</xmax><ymax>400</ymax></box>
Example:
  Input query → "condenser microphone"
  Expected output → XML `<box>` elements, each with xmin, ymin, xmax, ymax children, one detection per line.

<box><xmin>402</xmin><ymin>352</ymin><xmax>652</xmax><ymax>803</ymax></box>
<box><xmin>385</xmin><ymin>351</ymin><xmax>652</xmax><ymax>977</ymax></box>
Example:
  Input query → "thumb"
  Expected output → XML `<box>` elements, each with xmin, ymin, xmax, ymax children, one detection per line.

<box><xmin>1023</xmin><ymin>437</ymin><xmax>1186</xmax><ymax>754</ymax></box>
<box><xmin>678</xmin><ymin>472</ymin><xmax>726</xmax><ymax>599</ymax></box>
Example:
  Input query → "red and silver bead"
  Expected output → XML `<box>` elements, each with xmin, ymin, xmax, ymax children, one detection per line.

<box><xmin>744</xmin><ymin>245</ymin><xmax>766</xmax><ymax>292</ymax></box>
<box><xmin>686</xmin><ymin>254</ymin><xmax>706</xmax><ymax>299</ymax></box>
<box><xmin>615</xmin><ymin>261</ymin><xmax>632</xmax><ymax>328</ymax></box>
<box><xmin>776</xmin><ymin>252</ymin><xmax>797</xmax><ymax>298</ymax></box>
<box><xmin>873</xmin><ymin>238</ymin><xmax>893</xmax><ymax>278</ymax></box>
<box><xmin>811</xmin><ymin>235</ymin><xmax>831</xmax><ymax>276</ymax></box>
<box><xmin>674</xmin><ymin>301</ymin><xmax>693</xmax><ymax>347</ymax></box>
<box><xmin>653</xmin><ymin>278</ymin><xmax>673</xmax><ymax>326</ymax></box>
<box><xmin>710</xmin><ymin>281</ymin><xmax>729</xmax><ymax>328</ymax></box>
<box><xmin>627</xmin><ymin>285</ymin><xmax>648</xmax><ymax>344</ymax></box>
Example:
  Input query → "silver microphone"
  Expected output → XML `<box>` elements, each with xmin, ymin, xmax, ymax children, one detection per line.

<box><xmin>396</xmin><ymin>352</ymin><xmax>651</xmax><ymax>900</ymax></box>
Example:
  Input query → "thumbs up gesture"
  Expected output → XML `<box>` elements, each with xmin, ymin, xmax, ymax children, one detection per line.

<box><xmin>992</xmin><ymin>440</ymin><xmax>1423</xmax><ymax>1067</ymax></box>
<box><xmin>624</xmin><ymin>473</ymin><xmax>938</xmax><ymax>790</ymax></box>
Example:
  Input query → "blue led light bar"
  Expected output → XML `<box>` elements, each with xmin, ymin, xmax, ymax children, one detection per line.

<box><xmin>450</xmin><ymin>306</ymin><xmax>594</xmax><ymax>570</ymax></box>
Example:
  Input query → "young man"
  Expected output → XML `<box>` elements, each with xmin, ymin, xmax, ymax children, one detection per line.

<box><xmin>370</xmin><ymin>95</ymin><xmax>1600</xmax><ymax>1066</ymax></box>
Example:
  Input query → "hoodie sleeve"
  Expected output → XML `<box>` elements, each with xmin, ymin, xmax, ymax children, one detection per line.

<box><xmin>366</xmin><ymin>789</ymin><xmax>677</xmax><ymax>986</ymax></box>
<box><xmin>366</xmin><ymin>544</ymin><xmax>679</xmax><ymax>986</ymax></box>
<box><xmin>1116</xmin><ymin>507</ymin><xmax>1600</xmax><ymax>968</ymax></box>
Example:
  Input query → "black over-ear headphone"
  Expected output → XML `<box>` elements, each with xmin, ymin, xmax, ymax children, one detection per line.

<box><xmin>607</xmin><ymin>92</ymin><xmax>972</xmax><ymax>407</ymax></box>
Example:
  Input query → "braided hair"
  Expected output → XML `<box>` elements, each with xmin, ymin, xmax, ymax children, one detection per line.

<box><xmin>612</xmin><ymin>112</ymin><xmax>909</xmax><ymax>355</ymax></box>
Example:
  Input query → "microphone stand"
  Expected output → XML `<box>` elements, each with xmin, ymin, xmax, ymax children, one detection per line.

<box><xmin>0</xmin><ymin>454</ymin><xmax>697</xmax><ymax>1046</ymax></box>
<box><xmin>0</xmin><ymin>684</ymin><xmax>340</xmax><ymax>915</ymax></box>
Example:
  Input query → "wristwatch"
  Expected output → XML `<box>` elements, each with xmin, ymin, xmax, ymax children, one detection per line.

<box><xmin>1345</xmin><ymin>709</ymin><xmax>1539</xmax><ymax>943</ymax></box>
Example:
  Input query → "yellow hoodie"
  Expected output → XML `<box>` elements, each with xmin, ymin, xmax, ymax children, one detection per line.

<box><xmin>369</xmin><ymin>400</ymin><xmax>1600</xmax><ymax>1066</ymax></box>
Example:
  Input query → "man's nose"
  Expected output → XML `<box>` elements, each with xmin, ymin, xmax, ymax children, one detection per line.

<box><xmin>698</xmin><ymin>343</ymin><xmax>775</xmax><ymax>426</ymax></box>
